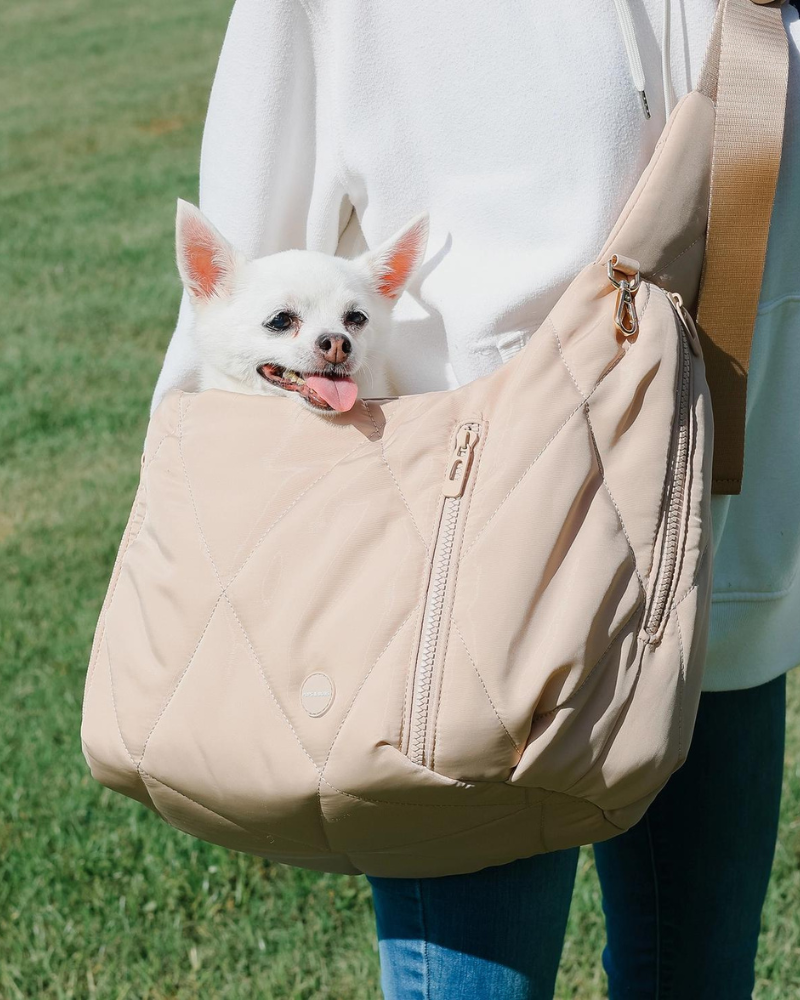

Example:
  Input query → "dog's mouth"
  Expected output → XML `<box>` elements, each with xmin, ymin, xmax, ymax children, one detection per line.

<box><xmin>257</xmin><ymin>364</ymin><xmax>359</xmax><ymax>412</ymax></box>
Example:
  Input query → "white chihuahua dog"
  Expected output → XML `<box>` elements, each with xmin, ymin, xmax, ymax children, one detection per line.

<box><xmin>175</xmin><ymin>200</ymin><xmax>429</xmax><ymax>413</ymax></box>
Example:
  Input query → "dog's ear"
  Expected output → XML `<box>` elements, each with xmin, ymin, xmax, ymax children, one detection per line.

<box><xmin>357</xmin><ymin>212</ymin><xmax>429</xmax><ymax>301</ymax></box>
<box><xmin>175</xmin><ymin>199</ymin><xmax>243</xmax><ymax>300</ymax></box>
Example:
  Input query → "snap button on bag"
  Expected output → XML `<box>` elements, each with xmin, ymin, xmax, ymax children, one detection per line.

<box><xmin>301</xmin><ymin>673</ymin><xmax>335</xmax><ymax>718</ymax></box>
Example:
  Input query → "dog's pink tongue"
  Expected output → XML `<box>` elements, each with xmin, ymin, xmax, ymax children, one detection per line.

<box><xmin>305</xmin><ymin>375</ymin><xmax>359</xmax><ymax>412</ymax></box>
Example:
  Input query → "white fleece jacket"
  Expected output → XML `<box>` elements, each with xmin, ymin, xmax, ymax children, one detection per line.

<box><xmin>152</xmin><ymin>0</ymin><xmax>800</xmax><ymax>692</ymax></box>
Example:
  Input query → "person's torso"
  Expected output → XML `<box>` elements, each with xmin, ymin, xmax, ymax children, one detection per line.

<box><xmin>316</xmin><ymin>0</ymin><xmax>717</xmax><ymax>391</ymax></box>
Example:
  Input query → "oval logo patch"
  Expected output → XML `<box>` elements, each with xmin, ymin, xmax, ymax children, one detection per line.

<box><xmin>300</xmin><ymin>672</ymin><xmax>335</xmax><ymax>717</ymax></box>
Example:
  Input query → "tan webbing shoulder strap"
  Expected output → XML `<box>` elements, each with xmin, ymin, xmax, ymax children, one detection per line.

<box><xmin>696</xmin><ymin>0</ymin><xmax>789</xmax><ymax>495</ymax></box>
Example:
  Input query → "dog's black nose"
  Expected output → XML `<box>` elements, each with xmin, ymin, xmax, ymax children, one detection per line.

<box><xmin>316</xmin><ymin>333</ymin><xmax>351</xmax><ymax>365</ymax></box>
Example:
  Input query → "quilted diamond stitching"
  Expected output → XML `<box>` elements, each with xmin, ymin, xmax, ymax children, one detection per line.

<box><xmin>84</xmin><ymin>484</ymin><xmax>146</xmax><ymax>702</ymax></box>
<box><xmin>171</xmin><ymin>404</ymin><xmax>325</xmax><ymax>771</ymax></box>
<box><xmin>441</xmin><ymin>318</ymin><xmax>650</xmax><ymax>746</ymax></box>
<box><xmin>136</xmin><ymin>595</ymin><xmax>225</xmax><ymax>765</ymax></box>
<box><xmin>549</xmin><ymin>316</ymin><xmax>647</xmax><ymax>596</ymax></box>
<box><xmin>316</xmin><ymin>603</ymin><xmax>421</xmax><ymax>789</ymax></box>
<box><xmin>139</xmin><ymin>768</ymin><xmax>325</xmax><ymax>850</ymax></box>
<box><xmin>228</xmin><ymin>597</ymin><xmax>500</xmax><ymax>810</ymax></box>
<box><xmin>365</xmin><ymin>402</ymin><xmax>431</xmax><ymax>557</ymax></box>
<box><xmin>461</xmin><ymin>394</ymin><xmax>589</xmax><ymax>559</ymax></box>
<box><xmin>220</xmin><ymin>593</ymin><xmax>341</xmax><ymax>773</ymax></box>
<box><xmin>144</xmin><ymin>394</ymin><xmax>430</xmax><ymax>783</ymax></box>
<box><xmin>450</xmin><ymin>619</ymin><xmax>521</xmax><ymax>754</ymax></box>
<box><xmin>104</xmin><ymin>632</ymin><xmax>140</xmax><ymax>769</ymax></box>
<box><xmin>220</xmin><ymin>434</ymin><xmax>378</xmax><ymax>588</ymax></box>
<box><xmin>463</xmin><ymin>309</ymin><xmax>647</xmax><ymax>561</ymax></box>
<box><xmin>583</xmin><ymin>406</ymin><xmax>647</xmax><ymax>597</ymax></box>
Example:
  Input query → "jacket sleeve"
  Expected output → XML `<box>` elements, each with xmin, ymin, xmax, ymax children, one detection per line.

<box><xmin>150</xmin><ymin>0</ymin><xmax>352</xmax><ymax>414</ymax></box>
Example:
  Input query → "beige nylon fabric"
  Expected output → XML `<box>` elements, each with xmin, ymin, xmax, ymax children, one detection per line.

<box><xmin>81</xmin><ymin>268</ymin><xmax>714</xmax><ymax>876</ymax></box>
<box><xmin>600</xmin><ymin>90</ymin><xmax>715</xmax><ymax>313</ymax></box>
<box><xmin>79</xmin><ymin>0</ymin><xmax>785</xmax><ymax>877</ymax></box>
<box><xmin>696</xmin><ymin>0</ymin><xmax>789</xmax><ymax>493</ymax></box>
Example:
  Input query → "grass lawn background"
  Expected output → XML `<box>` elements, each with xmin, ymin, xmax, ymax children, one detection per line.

<box><xmin>1</xmin><ymin>1</ymin><xmax>798</xmax><ymax>996</ymax></box>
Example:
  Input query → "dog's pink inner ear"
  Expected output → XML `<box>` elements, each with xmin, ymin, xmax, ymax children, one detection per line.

<box><xmin>371</xmin><ymin>218</ymin><xmax>428</xmax><ymax>299</ymax></box>
<box><xmin>181</xmin><ymin>220</ymin><xmax>228</xmax><ymax>298</ymax></box>
<box><xmin>376</xmin><ymin>235</ymin><xmax>419</xmax><ymax>298</ymax></box>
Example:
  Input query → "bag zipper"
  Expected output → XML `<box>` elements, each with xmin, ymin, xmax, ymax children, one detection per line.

<box><xmin>407</xmin><ymin>422</ymin><xmax>481</xmax><ymax>766</ymax></box>
<box><xmin>643</xmin><ymin>292</ymin><xmax>695</xmax><ymax>639</ymax></box>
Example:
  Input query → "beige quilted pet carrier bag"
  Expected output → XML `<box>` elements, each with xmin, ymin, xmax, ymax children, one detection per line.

<box><xmin>81</xmin><ymin>0</ymin><xmax>789</xmax><ymax>877</ymax></box>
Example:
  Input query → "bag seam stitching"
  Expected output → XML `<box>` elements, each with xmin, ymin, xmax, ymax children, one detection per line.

<box><xmin>171</xmin><ymin>393</ymin><xmax>324</xmax><ymax>780</ymax></box>
<box><xmin>449</xmin><ymin>620</ymin><xmax>522</xmax><ymax>756</ymax></box>
<box><xmin>550</xmin><ymin>313</ymin><xmax>649</xmax><ymax>600</ymax></box>
<box><xmin>461</xmin><ymin>301</ymin><xmax>647</xmax><ymax>559</ymax></box>
<box><xmin>135</xmin><ymin>393</ymin><xmax>229</xmax><ymax>763</ymax></box>
<box><xmin>104</xmin><ymin>633</ymin><xmax>139</xmax><ymax>769</ymax></box>
<box><xmin>317</xmin><ymin>604</ymin><xmax>421</xmax><ymax>789</ymax></box>
<box><xmin>583</xmin><ymin>404</ymin><xmax>648</xmax><ymax>599</ymax></box>
<box><xmin>223</xmin><ymin>436</ymin><xmax>376</xmax><ymax>588</ymax></box>
<box><xmin>83</xmin><ymin>485</ymin><xmax>146</xmax><ymax>701</ymax></box>
<box><xmin>136</xmin><ymin>596</ymin><xmax>224</xmax><ymax>764</ymax></box>
<box><xmin>365</xmin><ymin>402</ymin><xmax>431</xmax><ymax>557</ymax></box>
<box><xmin>138</xmin><ymin>769</ymin><xmax>325</xmax><ymax>851</ymax></box>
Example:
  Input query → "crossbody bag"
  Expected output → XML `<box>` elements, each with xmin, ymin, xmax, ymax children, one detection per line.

<box><xmin>81</xmin><ymin>0</ymin><xmax>789</xmax><ymax>877</ymax></box>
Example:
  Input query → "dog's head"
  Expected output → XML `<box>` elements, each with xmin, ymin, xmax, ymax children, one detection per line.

<box><xmin>175</xmin><ymin>200</ymin><xmax>428</xmax><ymax>412</ymax></box>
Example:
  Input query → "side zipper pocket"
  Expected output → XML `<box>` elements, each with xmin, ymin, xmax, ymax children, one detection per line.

<box><xmin>405</xmin><ymin>422</ymin><xmax>482</xmax><ymax>767</ymax></box>
<box><xmin>643</xmin><ymin>292</ymin><xmax>697</xmax><ymax>641</ymax></box>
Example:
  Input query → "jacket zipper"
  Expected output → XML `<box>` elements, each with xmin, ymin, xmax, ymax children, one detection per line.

<box><xmin>643</xmin><ymin>292</ymin><xmax>695</xmax><ymax>639</ymax></box>
<box><xmin>407</xmin><ymin>422</ymin><xmax>481</xmax><ymax>766</ymax></box>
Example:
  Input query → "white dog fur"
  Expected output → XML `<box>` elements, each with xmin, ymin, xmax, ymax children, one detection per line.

<box><xmin>175</xmin><ymin>200</ymin><xmax>429</xmax><ymax>413</ymax></box>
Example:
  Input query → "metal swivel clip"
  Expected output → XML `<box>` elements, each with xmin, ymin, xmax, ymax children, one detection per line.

<box><xmin>607</xmin><ymin>257</ymin><xmax>642</xmax><ymax>338</ymax></box>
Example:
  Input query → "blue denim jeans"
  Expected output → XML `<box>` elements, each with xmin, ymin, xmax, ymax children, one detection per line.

<box><xmin>367</xmin><ymin>673</ymin><xmax>786</xmax><ymax>1000</ymax></box>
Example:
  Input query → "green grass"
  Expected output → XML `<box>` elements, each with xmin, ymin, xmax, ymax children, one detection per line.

<box><xmin>1</xmin><ymin>1</ymin><xmax>798</xmax><ymax>996</ymax></box>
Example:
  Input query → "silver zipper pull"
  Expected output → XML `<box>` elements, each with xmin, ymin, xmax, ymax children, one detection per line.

<box><xmin>443</xmin><ymin>425</ymin><xmax>479</xmax><ymax>498</ymax></box>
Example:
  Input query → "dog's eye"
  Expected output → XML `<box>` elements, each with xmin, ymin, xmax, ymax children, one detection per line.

<box><xmin>264</xmin><ymin>311</ymin><xmax>296</xmax><ymax>332</ymax></box>
<box><xmin>344</xmin><ymin>310</ymin><xmax>368</xmax><ymax>328</ymax></box>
